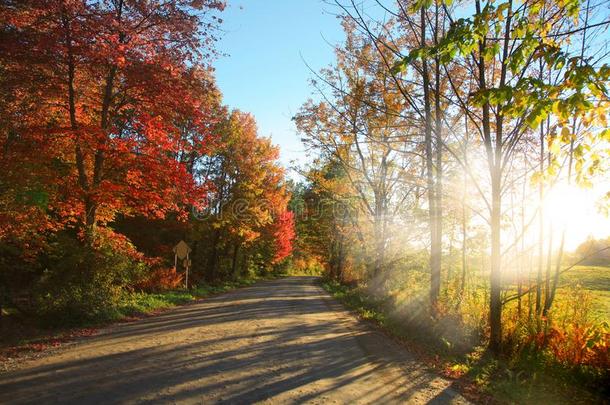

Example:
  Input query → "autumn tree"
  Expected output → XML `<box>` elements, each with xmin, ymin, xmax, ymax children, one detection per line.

<box><xmin>296</xmin><ymin>20</ymin><xmax>418</xmax><ymax>289</ymax></box>
<box><xmin>0</xmin><ymin>0</ymin><xmax>228</xmax><ymax>319</ymax></box>
<box><xmin>378</xmin><ymin>0</ymin><xmax>610</xmax><ymax>351</ymax></box>
<box><xmin>292</xmin><ymin>159</ymin><xmax>360</xmax><ymax>281</ymax></box>
<box><xmin>0</xmin><ymin>0</ymin><xmax>225</xmax><ymax>243</ymax></box>
<box><xmin>299</xmin><ymin>0</ymin><xmax>609</xmax><ymax>357</ymax></box>
<box><xmin>192</xmin><ymin>110</ymin><xmax>294</xmax><ymax>281</ymax></box>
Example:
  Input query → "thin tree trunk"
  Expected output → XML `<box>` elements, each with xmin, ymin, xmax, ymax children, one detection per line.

<box><xmin>458</xmin><ymin>115</ymin><xmax>469</xmax><ymax>307</ymax></box>
<box><xmin>420</xmin><ymin>6</ymin><xmax>441</xmax><ymax>313</ymax></box>
<box><xmin>433</xmin><ymin>0</ymin><xmax>444</xmax><ymax>308</ymax></box>
<box><xmin>61</xmin><ymin>10</ymin><xmax>95</xmax><ymax>245</ymax></box>
<box><xmin>536</xmin><ymin>122</ymin><xmax>545</xmax><ymax>315</ymax></box>
<box><xmin>88</xmin><ymin>1</ymin><xmax>123</xmax><ymax>238</ymax></box>
<box><xmin>542</xmin><ymin>223</ymin><xmax>554</xmax><ymax>316</ymax></box>
<box><xmin>459</xmin><ymin>196</ymin><xmax>467</xmax><ymax>305</ymax></box>
<box><xmin>484</xmin><ymin>0</ymin><xmax>513</xmax><ymax>353</ymax></box>
<box><xmin>518</xmin><ymin>161</ymin><xmax>526</xmax><ymax>317</ymax></box>
<box><xmin>489</xmin><ymin>163</ymin><xmax>503</xmax><ymax>352</ymax></box>
<box><xmin>231</xmin><ymin>243</ymin><xmax>240</xmax><ymax>279</ymax></box>
<box><xmin>208</xmin><ymin>229</ymin><xmax>221</xmax><ymax>282</ymax></box>
<box><xmin>545</xmin><ymin>138</ymin><xmax>573</xmax><ymax>313</ymax></box>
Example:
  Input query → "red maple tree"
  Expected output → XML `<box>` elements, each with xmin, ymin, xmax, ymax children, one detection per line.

<box><xmin>0</xmin><ymin>0</ymin><xmax>225</xmax><ymax>243</ymax></box>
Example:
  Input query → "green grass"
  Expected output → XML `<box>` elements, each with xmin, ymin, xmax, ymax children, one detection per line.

<box><xmin>558</xmin><ymin>265</ymin><xmax>610</xmax><ymax>320</ymax></box>
<box><xmin>321</xmin><ymin>280</ymin><xmax>391</xmax><ymax>326</ymax></box>
<box><xmin>117</xmin><ymin>278</ymin><xmax>262</xmax><ymax>319</ymax></box>
<box><xmin>118</xmin><ymin>291</ymin><xmax>198</xmax><ymax>315</ymax></box>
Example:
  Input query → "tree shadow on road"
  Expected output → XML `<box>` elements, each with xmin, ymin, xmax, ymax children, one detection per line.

<box><xmin>0</xmin><ymin>277</ymin><xmax>465</xmax><ymax>404</ymax></box>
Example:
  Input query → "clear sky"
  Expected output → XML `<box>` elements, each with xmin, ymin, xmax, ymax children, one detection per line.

<box><xmin>214</xmin><ymin>0</ymin><xmax>345</xmax><ymax>176</ymax></box>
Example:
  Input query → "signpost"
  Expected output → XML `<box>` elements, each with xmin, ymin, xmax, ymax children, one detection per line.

<box><xmin>173</xmin><ymin>240</ymin><xmax>192</xmax><ymax>289</ymax></box>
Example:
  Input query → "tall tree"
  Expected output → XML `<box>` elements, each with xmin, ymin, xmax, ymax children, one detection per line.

<box><xmin>0</xmin><ymin>0</ymin><xmax>225</xmax><ymax>243</ymax></box>
<box><xmin>194</xmin><ymin>110</ymin><xmax>293</xmax><ymax>280</ymax></box>
<box><xmin>393</xmin><ymin>0</ymin><xmax>610</xmax><ymax>351</ymax></box>
<box><xmin>296</xmin><ymin>20</ymin><xmax>417</xmax><ymax>288</ymax></box>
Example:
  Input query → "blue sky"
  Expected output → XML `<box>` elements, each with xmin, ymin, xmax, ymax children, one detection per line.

<box><xmin>213</xmin><ymin>1</ymin><xmax>345</xmax><ymax>175</ymax></box>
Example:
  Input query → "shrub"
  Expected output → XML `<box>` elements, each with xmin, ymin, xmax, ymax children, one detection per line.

<box><xmin>33</xmin><ymin>231</ymin><xmax>148</xmax><ymax>326</ymax></box>
<box><xmin>502</xmin><ymin>286</ymin><xmax>609</xmax><ymax>388</ymax></box>
<box><xmin>544</xmin><ymin>322</ymin><xmax>609</xmax><ymax>368</ymax></box>
<box><xmin>135</xmin><ymin>267</ymin><xmax>184</xmax><ymax>292</ymax></box>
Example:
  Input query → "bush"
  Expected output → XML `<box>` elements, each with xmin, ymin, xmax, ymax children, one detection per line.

<box><xmin>135</xmin><ymin>267</ymin><xmax>184</xmax><ymax>292</ymax></box>
<box><xmin>33</xmin><ymin>232</ymin><xmax>148</xmax><ymax>326</ymax></box>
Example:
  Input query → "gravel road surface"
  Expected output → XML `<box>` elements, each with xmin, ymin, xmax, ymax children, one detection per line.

<box><xmin>0</xmin><ymin>277</ymin><xmax>470</xmax><ymax>404</ymax></box>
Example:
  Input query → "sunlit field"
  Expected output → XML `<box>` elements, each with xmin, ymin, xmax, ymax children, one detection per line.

<box><xmin>559</xmin><ymin>265</ymin><xmax>610</xmax><ymax>319</ymax></box>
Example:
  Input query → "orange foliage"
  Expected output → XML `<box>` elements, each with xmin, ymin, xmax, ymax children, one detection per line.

<box><xmin>533</xmin><ymin>323</ymin><xmax>610</xmax><ymax>368</ymax></box>
<box><xmin>136</xmin><ymin>267</ymin><xmax>184</xmax><ymax>292</ymax></box>
<box><xmin>0</xmin><ymin>0</ymin><xmax>224</xmax><ymax>240</ymax></box>
<box><xmin>271</xmin><ymin>210</ymin><xmax>295</xmax><ymax>264</ymax></box>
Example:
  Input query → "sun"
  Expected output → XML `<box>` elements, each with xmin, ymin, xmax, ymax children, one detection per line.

<box><xmin>544</xmin><ymin>182</ymin><xmax>610</xmax><ymax>251</ymax></box>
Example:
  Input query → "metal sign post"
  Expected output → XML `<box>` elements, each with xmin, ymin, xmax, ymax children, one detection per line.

<box><xmin>184</xmin><ymin>254</ymin><xmax>191</xmax><ymax>290</ymax></box>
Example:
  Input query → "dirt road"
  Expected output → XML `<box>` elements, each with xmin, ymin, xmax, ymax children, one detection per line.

<box><xmin>0</xmin><ymin>277</ymin><xmax>470</xmax><ymax>404</ymax></box>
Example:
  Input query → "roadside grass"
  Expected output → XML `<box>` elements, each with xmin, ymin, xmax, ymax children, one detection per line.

<box><xmin>118</xmin><ymin>278</ymin><xmax>261</xmax><ymax>319</ymax></box>
<box><xmin>321</xmin><ymin>279</ymin><xmax>605</xmax><ymax>404</ymax></box>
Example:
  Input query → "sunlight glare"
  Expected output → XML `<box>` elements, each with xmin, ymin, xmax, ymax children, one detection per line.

<box><xmin>544</xmin><ymin>183</ymin><xmax>610</xmax><ymax>250</ymax></box>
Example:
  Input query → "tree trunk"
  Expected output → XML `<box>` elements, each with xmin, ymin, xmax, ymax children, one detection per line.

<box><xmin>542</xmin><ymin>223</ymin><xmax>553</xmax><ymax>316</ymax></box>
<box><xmin>458</xmin><ymin>116</ymin><xmax>469</xmax><ymax>308</ymax></box>
<box><xmin>207</xmin><ymin>229</ymin><xmax>221</xmax><ymax>282</ymax></box>
<box><xmin>433</xmin><ymin>2</ymin><xmax>444</xmax><ymax>309</ymax></box>
<box><xmin>421</xmin><ymin>6</ymin><xmax>441</xmax><ymax>312</ymax></box>
<box><xmin>458</xmin><ymin>200</ymin><xmax>467</xmax><ymax>307</ymax></box>
<box><xmin>489</xmin><ymin>164</ymin><xmax>503</xmax><ymax>353</ymax></box>
<box><xmin>518</xmin><ymin>167</ymin><xmax>526</xmax><ymax>317</ymax></box>
<box><xmin>536</xmin><ymin>98</ymin><xmax>546</xmax><ymax>315</ymax></box>
<box><xmin>61</xmin><ymin>10</ymin><xmax>96</xmax><ymax>245</ymax></box>
<box><xmin>231</xmin><ymin>243</ymin><xmax>240</xmax><ymax>279</ymax></box>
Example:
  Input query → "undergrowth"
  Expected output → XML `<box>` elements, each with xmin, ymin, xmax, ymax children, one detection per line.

<box><xmin>321</xmin><ymin>278</ymin><xmax>607</xmax><ymax>405</ymax></box>
<box><xmin>0</xmin><ymin>277</ymin><xmax>262</xmax><ymax>349</ymax></box>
